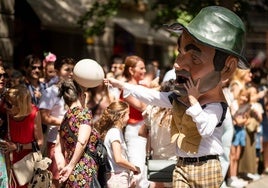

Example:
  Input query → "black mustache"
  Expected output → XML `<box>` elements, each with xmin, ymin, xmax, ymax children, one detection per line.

<box><xmin>175</xmin><ymin>70</ymin><xmax>190</xmax><ymax>84</ymax></box>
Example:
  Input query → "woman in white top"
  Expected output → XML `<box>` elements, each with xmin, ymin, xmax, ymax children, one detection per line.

<box><xmin>95</xmin><ymin>101</ymin><xmax>140</xmax><ymax>188</ymax></box>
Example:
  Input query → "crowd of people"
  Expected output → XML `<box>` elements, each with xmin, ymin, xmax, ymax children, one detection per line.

<box><xmin>0</xmin><ymin>5</ymin><xmax>267</xmax><ymax>188</ymax></box>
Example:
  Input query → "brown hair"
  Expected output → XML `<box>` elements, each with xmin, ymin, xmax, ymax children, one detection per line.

<box><xmin>23</xmin><ymin>54</ymin><xmax>41</xmax><ymax>67</ymax></box>
<box><xmin>58</xmin><ymin>79</ymin><xmax>83</xmax><ymax>107</ymax></box>
<box><xmin>54</xmin><ymin>57</ymin><xmax>76</xmax><ymax>71</ymax></box>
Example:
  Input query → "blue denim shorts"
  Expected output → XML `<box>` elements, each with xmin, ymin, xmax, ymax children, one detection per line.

<box><xmin>232</xmin><ymin>125</ymin><xmax>246</xmax><ymax>146</ymax></box>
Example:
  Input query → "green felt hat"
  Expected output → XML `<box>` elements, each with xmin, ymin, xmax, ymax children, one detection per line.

<box><xmin>165</xmin><ymin>6</ymin><xmax>249</xmax><ymax>69</ymax></box>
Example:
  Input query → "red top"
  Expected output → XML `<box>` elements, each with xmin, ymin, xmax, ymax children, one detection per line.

<box><xmin>120</xmin><ymin>91</ymin><xmax>143</xmax><ymax>124</ymax></box>
<box><xmin>9</xmin><ymin>105</ymin><xmax>38</xmax><ymax>163</ymax></box>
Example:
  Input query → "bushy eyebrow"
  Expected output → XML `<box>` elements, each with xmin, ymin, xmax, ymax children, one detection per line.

<box><xmin>177</xmin><ymin>37</ymin><xmax>201</xmax><ymax>54</ymax></box>
<box><xmin>185</xmin><ymin>44</ymin><xmax>201</xmax><ymax>53</ymax></box>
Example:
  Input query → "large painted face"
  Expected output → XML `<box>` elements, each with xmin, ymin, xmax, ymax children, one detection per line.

<box><xmin>172</xmin><ymin>32</ymin><xmax>222</xmax><ymax>96</ymax></box>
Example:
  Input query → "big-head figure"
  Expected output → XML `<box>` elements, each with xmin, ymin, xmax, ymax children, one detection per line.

<box><xmin>106</xmin><ymin>6</ymin><xmax>249</xmax><ymax>187</ymax></box>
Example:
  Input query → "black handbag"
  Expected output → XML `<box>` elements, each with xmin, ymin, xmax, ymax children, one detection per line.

<box><xmin>146</xmin><ymin>127</ymin><xmax>176</xmax><ymax>182</ymax></box>
<box><xmin>147</xmin><ymin>159</ymin><xmax>176</xmax><ymax>182</ymax></box>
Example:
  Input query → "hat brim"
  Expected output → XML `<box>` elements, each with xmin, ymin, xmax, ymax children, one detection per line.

<box><xmin>164</xmin><ymin>23</ymin><xmax>250</xmax><ymax>69</ymax></box>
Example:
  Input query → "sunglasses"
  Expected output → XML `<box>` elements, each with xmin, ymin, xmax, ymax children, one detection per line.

<box><xmin>31</xmin><ymin>65</ymin><xmax>42</xmax><ymax>70</ymax></box>
<box><xmin>0</xmin><ymin>73</ymin><xmax>8</xmax><ymax>79</ymax></box>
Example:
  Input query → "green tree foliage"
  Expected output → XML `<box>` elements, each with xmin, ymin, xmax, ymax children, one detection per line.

<box><xmin>78</xmin><ymin>0</ymin><xmax>121</xmax><ymax>37</ymax></box>
<box><xmin>78</xmin><ymin>0</ymin><xmax>251</xmax><ymax>37</ymax></box>
<box><xmin>150</xmin><ymin>0</ymin><xmax>250</xmax><ymax>28</ymax></box>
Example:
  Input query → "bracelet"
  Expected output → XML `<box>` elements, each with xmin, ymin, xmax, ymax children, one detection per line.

<box><xmin>16</xmin><ymin>143</ymin><xmax>23</xmax><ymax>153</ymax></box>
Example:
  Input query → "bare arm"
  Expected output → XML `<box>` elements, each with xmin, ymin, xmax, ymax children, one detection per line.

<box><xmin>34</xmin><ymin>111</ymin><xmax>44</xmax><ymax>148</ymax></box>
<box><xmin>124</xmin><ymin>95</ymin><xmax>147</xmax><ymax>112</ymax></box>
<box><xmin>55</xmin><ymin>133</ymin><xmax>66</xmax><ymax>171</ymax></box>
<box><xmin>229</xmin><ymin>82</ymin><xmax>241</xmax><ymax>100</ymax></box>
<box><xmin>40</xmin><ymin>109</ymin><xmax>63</xmax><ymax>125</ymax></box>
<box><xmin>112</xmin><ymin>141</ymin><xmax>140</xmax><ymax>174</ymax></box>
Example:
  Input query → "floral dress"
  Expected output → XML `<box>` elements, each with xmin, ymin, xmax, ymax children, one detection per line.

<box><xmin>59</xmin><ymin>107</ymin><xmax>100</xmax><ymax>188</ymax></box>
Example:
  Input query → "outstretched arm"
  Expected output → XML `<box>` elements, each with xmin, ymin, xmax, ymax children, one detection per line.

<box><xmin>105</xmin><ymin>78</ymin><xmax>173</xmax><ymax>108</ymax></box>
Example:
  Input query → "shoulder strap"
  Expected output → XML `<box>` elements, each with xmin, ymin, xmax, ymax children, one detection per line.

<box><xmin>168</xmin><ymin>93</ymin><xmax>176</xmax><ymax>104</ymax></box>
<box><xmin>65</xmin><ymin>124</ymin><xmax>77</xmax><ymax>141</ymax></box>
<box><xmin>216</xmin><ymin>102</ymin><xmax>228</xmax><ymax>127</ymax></box>
<box><xmin>201</xmin><ymin>102</ymin><xmax>228</xmax><ymax>127</ymax></box>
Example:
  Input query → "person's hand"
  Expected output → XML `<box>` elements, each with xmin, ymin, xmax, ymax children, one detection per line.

<box><xmin>133</xmin><ymin>166</ymin><xmax>141</xmax><ymax>175</ymax></box>
<box><xmin>183</xmin><ymin>78</ymin><xmax>200</xmax><ymax>98</ymax></box>
<box><xmin>150</xmin><ymin>77</ymin><xmax>160</xmax><ymax>90</ymax></box>
<box><xmin>0</xmin><ymin>139</ymin><xmax>8</xmax><ymax>153</ymax></box>
<box><xmin>104</xmin><ymin>78</ymin><xmax>125</xmax><ymax>89</ymax></box>
<box><xmin>234</xmin><ymin>114</ymin><xmax>247</xmax><ymax>126</ymax></box>
<box><xmin>34</xmin><ymin>89</ymin><xmax>42</xmax><ymax>99</ymax></box>
<box><xmin>183</xmin><ymin>78</ymin><xmax>200</xmax><ymax>105</ymax></box>
<box><xmin>56</xmin><ymin>157</ymin><xmax>66</xmax><ymax>172</ymax></box>
<box><xmin>59</xmin><ymin>164</ymin><xmax>73</xmax><ymax>183</ymax></box>
<box><xmin>0</xmin><ymin>140</ymin><xmax>16</xmax><ymax>153</ymax></box>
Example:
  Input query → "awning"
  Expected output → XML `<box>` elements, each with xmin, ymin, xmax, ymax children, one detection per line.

<box><xmin>27</xmin><ymin>0</ymin><xmax>91</xmax><ymax>33</ymax></box>
<box><xmin>26</xmin><ymin>0</ymin><xmax>176</xmax><ymax>45</ymax></box>
<box><xmin>114</xmin><ymin>18</ymin><xmax>176</xmax><ymax>45</ymax></box>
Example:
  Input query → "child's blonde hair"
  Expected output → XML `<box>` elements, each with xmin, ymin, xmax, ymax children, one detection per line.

<box><xmin>95</xmin><ymin>101</ymin><xmax>129</xmax><ymax>140</ymax></box>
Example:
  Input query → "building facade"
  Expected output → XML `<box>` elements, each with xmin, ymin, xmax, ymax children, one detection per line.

<box><xmin>0</xmin><ymin>0</ymin><xmax>267</xmax><ymax>71</ymax></box>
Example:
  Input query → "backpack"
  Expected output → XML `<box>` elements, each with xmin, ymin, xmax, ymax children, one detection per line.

<box><xmin>86</xmin><ymin>139</ymin><xmax>111</xmax><ymax>187</ymax></box>
<box><xmin>87</xmin><ymin>139</ymin><xmax>108</xmax><ymax>166</ymax></box>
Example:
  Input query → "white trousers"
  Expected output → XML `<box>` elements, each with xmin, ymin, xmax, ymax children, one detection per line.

<box><xmin>125</xmin><ymin>121</ymin><xmax>149</xmax><ymax>188</ymax></box>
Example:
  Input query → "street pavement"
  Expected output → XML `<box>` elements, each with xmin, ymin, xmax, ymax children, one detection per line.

<box><xmin>246</xmin><ymin>174</ymin><xmax>268</xmax><ymax>188</ymax></box>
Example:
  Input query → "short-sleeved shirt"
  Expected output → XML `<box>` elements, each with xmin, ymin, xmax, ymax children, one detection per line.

<box><xmin>39</xmin><ymin>84</ymin><xmax>66</xmax><ymax>143</ymax></box>
<box><xmin>104</xmin><ymin>127</ymin><xmax>129</xmax><ymax>173</ymax></box>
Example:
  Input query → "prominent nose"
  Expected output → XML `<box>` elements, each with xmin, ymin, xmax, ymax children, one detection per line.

<box><xmin>174</xmin><ymin>53</ymin><xmax>191</xmax><ymax>71</ymax></box>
